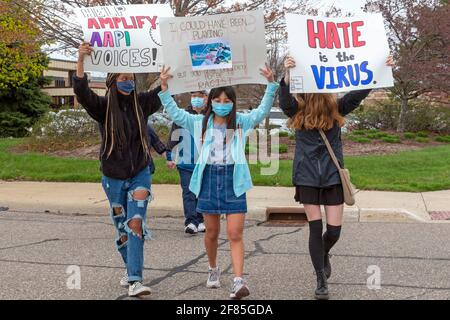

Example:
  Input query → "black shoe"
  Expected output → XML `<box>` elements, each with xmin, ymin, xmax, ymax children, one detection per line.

<box><xmin>314</xmin><ymin>269</ymin><xmax>329</xmax><ymax>300</ymax></box>
<box><xmin>324</xmin><ymin>253</ymin><xmax>332</xmax><ymax>279</ymax></box>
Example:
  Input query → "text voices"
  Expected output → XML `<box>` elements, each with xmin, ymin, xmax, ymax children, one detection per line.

<box><xmin>90</xmin><ymin>48</ymin><xmax>158</xmax><ymax>67</ymax></box>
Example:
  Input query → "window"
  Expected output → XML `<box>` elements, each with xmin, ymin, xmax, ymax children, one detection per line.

<box><xmin>54</xmin><ymin>77</ymin><xmax>65</xmax><ymax>88</ymax></box>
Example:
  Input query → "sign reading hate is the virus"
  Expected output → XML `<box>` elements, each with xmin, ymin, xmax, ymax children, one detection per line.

<box><xmin>75</xmin><ymin>4</ymin><xmax>173</xmax><ymax>73</ymax></box>
<box><xmin>286</xmin><ymin>13</ymin><xmax>394</xmax><ymax>93</ymax></box>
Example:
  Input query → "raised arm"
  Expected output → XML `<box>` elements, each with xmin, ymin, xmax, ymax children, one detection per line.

<box><xmin>139</xmin><ymin>85</ymin><xmax>162</xmax><ymax>118</ymax></box>
<box><xmin>240</xmin><ymin>64</ymin><xmax>279</xmax><ymax>129</ymax></box>
<box><xmin>338</xmin><ymin>89</ymin><xmax>372</xmax><ymax>116</ymax></box>
<box><xmin>278</xmin><ymin>56</ymin><xmax>300</xmax><ymax>118</ymax></box>
<box><xmin>73</xmin><ymin>42</ymin><xmax>107</xmax><ymax>122</ymax></box>
<box><xmin>158</xmin><ymin>66</ymin><xmax>202</xmax><ymax>134</ymax></box>
<box><xmin>278</xmin><ymin>77</ymin><xmax>299</xmax><ymax>118</ymax></box>
<box><xmin>241</xmin><ymin>82</ymin><xmax>279</xmax><ymax>129</ymax></box>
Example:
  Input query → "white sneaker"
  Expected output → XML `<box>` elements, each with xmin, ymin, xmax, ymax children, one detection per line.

<box><xmin>120</xmin><ymin>270</ymin><xmax>128</xmax><ymax>287</ymax></box>
<box><xmin>206</xmin><ymin>266</ymin><xmax>221</xmax><ymax>288</ymax></box>
<box><xmin>128</xmin><ymin>281</ymin><xmax>151</xmax><ymax>297</ymax></box>
<box><xmin>230</xmin><ymin>277</ymin><xmax>250</xmax><ymax>300</ymax></box>
<box><xmin>197</xmin><ymin>223</ymin><xmax>206</xmax><ymax>233</ymax></box>
<box><xmin>185</xmin><ymin>223</ymin><xmax>198</xmax><ymax>234</ymax></box>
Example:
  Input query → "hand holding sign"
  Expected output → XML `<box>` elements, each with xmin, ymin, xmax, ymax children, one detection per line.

<box><xmin>160</xmin><ymin>65</ymin><xmax>173</xmax><ymax>92</ymax></box>
<box><xmin>283</xmin><ymin>56</ymin><xmax>296</xmax><ymax>85</ymax></box>
<box><xmin>78</xmin><ymin>42</ymin><xmax>94</xmax><ymax>61</ymax></box>
<box><xmin>259</xmin><ymin>63</ymin><xmax>275</xmax><ymax>83</ymax></box>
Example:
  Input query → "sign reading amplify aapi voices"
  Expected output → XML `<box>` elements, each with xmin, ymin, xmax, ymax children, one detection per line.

<box><xmin>286</xmin><ymin>14</ymin><xmax>394</xmax><ymax>93</ymax></box>
<box><xmin>159</xmin><ymin>10</ymin><xmax>268</xmax><ymax>94</ymax></box>
<box><xmin>75</xmin><ymin>4</ymin><xmax>173</xmax><ymax>73</ymax></box>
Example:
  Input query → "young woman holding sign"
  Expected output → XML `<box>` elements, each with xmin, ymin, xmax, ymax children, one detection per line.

<box><xmin>158</xmin><ymin>65</ymin><xmax>278</xmax><ymax>300</ymax></box>
<box><xmin>280</xmin><ymin>55</ymin><xmax>394</xmax><ymax>300</ymax></box>
<box><xmin>73</xmin><ymin>42</ymin><xmax>162</xmax><ymax>297</ymax></box>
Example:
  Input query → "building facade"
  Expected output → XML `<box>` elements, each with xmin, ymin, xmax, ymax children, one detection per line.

<box><xmin>42</xmin><ymin>59</ymin><xmax>106</xmax><ymax>108</ymax></box>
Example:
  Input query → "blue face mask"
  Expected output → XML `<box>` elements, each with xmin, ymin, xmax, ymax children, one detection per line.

<box><xmin>191</xmin><ymin>97</ymin><xmax>205</xmax><ymax>109</ymax></box>
<box><xmin>212</xmin><ymin>102</ymin><xmax>234</xmax><ymax>117</ymax></box>
<box><xmin>117</xmin><ymin>80</ymin><xmax>135</xmax><ymax>94</ymax></box>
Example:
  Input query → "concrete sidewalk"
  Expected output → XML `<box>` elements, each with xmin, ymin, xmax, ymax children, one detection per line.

<box><xmin>1</xmin><ymin>181</ymin><xmax>448</xmax><ymax>223</ymax></box>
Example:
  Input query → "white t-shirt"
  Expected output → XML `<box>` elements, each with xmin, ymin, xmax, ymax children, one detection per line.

<box><xmin>208</xmin><ymin>123</ymin><xmax>234</xmax><ymax>165</ymax></box>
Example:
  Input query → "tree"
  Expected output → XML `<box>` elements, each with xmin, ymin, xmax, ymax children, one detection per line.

<box><xmin>0</xmin><ymin>0</ymin><xmax>51</xmax><ymax>137</ymax></box>
<box><xmin>365</xmin><ymin>0</ymin><xmax>450</xmax><ymax>132</ymax></box>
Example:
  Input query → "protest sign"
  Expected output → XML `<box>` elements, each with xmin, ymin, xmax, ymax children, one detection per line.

<box><xmin>159</xmin><ymin>10</ymin><xmax>267</xmax><ymax>94</ymax></box>
<box><xmin>286</xmin><ymin>13</ymin><xmax>394</xmax><ymax>93</ymax></box>
<box><xmin>75</xmin><ymin>4</ymin><xmax>173</xmax><ymax>73</ymax></box>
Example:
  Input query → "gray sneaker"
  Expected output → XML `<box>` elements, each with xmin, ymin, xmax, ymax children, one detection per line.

<box><xmin>230</xmin><ymin>278</ymin><xmax>250</xmax><ymax>300</ymax></box>
<box><xmin>206</xmin><ymin>266</ymin><xmax>221</xmax><ymax>288</ymax></box>
<box><xmin>128</xmin><ymin>282</ymin><xmax>151</xmax><ymax>297</ymax></box>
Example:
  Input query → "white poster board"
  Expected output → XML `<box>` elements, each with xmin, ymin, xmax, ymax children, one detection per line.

<box><xmin>159</xmin><ymin>10</ymin><xmax>267</xmax><ymax>94</ymax></box>
<box><xmin>286</xmin><ymin>13</ymin><xmax>393</xmax><ymax>93</ymax></box>
<box><xmin>75</xmin><ymin>4</ymin><xmax>173</xmax><ymax>73</ymax></box>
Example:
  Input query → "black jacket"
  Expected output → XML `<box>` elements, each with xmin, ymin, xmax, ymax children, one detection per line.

<box><xmin>279</xmin><ymin>78</ymin><xmax>371</xmax><ymax>188</ymax></box>
<box><xmin>147</xmin><ymin>124</ymin><xmax>167</xmax><ymax>174</ymax></box>
<box><xmin>72</xmin><ymin>74</ymin><xmax>162</xmax><ymax>180</ymax></box>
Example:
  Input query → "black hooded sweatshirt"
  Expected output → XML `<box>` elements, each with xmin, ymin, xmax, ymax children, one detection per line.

<box><xmin>72</xmin><ymin>74</ymin><xmax>162</xmax><ymax>180</ymax></box>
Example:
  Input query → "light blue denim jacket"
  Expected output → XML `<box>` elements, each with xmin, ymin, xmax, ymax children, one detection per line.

<box><xmin>158</xmin><ymin>82</ymin><xmax>279</xmax><ymax>197</ymax></box>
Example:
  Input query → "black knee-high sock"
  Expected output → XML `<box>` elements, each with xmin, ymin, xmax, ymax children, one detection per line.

<box><xmin>323</xmin><ymin>224</ymin><xmax>342</xmax><ymax>253</ymax></box>
<box><xmin>308</xmin><ymin>220</ymin><xmax>324</xmax><ymax>271</ymax></box>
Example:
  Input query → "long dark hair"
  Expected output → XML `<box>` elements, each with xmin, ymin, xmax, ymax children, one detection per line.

<box><xmin>201</xmin><ymin>86</ymin><xmax>237</xmax><ymax>142</ymax></box>
<box><xmin>103</xmin><ymin>73</ymin><xmax>150</xmax><ymax>159</ymax></box>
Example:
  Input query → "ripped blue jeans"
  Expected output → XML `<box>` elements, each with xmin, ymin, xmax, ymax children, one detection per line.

<box><xmin>101</xmin><ymin>166</ymin><xmax>152</xmax><ymax>283</ymax></box>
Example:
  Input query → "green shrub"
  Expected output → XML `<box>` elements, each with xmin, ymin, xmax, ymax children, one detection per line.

<box><xmin>382</xmin><ymin>136</ymin><xmax>401</xmax><ymax>143</ymax></box>
<box><xmin>245</xmin><ymin>143</ymin><xmax>258</xmax><ymax>154</ymax></box>
<box><xmin>278</xmin><ymin>144</ymin><xmax>288</xmax><ymax>153</ymax></box>
<box><xmin>348</xmin><ymin>99</ymin><xmax>450</xmax><ymax>134</ymax></box>
<box><xmin>366</xmin><ymin>133</ymin><xmax>379</xmax><ymax>139</ymax></box>
<box><xmin>289</xmin><ymin>134</ymin><xmax>295</xmax><ymax>140</ymax></box>
<box><xmin>416</xmin><ymin>131</ymin><xmax>429</xmax><ymax>138</ymax></box>
<box><xmin>278</xmin><ymin>131</ymin><xmax>290</xmax><ymax>137</ymax></box>
<box><xmin>351</xmin><ymin>129</ymin><xmax>367</xmax><ymax>135</ymax></box>
<box><xmin>403</xmin><ymin>132</ymin><xmax>416</xmax><ymax>139</ymax></box>
<box><xmin>415</xmin><ymin>137</ymin><xmax>429</xmax><ymax>143</ymax></box>
<box><xmin>434</xmin><ymin>136</ymin><xmax>450</xmax><ymax>143</ymax></box>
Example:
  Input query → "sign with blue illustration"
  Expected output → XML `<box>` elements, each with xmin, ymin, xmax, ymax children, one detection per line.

<box><xmin>189</xmin><ymin>38</ymin><xmax>232</xmax><ymax>71</ymax></box>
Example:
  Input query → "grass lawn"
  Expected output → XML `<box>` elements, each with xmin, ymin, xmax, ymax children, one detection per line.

<box><xmin>1</xmin><ymin>138</ymin><xmax>449</xmax><ymax>192</ymax></box>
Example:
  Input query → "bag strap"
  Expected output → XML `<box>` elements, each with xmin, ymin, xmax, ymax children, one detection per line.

<box><xmin>318</xmin><ymin>129</ymin><xmax>343</xmax><ymax>170</ymax></box>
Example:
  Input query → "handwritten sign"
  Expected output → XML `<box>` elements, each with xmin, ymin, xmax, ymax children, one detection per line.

<box><xmin>75</xmin><ymin>4</ymin><xmax>173</xmax><ymax>73</ymax></box>
<box><xmin>286</xmin><ymin>14</ymin><xmax>394</xmax><ymax>93</ymax></box>
<box><xmin>159</xmin><ymin>10</ymin><xmax>267</xmax><ymax>94</ymax></box>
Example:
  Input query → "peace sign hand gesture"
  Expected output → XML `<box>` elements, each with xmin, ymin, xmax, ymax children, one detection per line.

<box><xmin>159</xmin><ymin>65</ymin><xmax>173</xmax><ymax>92</ymax></box>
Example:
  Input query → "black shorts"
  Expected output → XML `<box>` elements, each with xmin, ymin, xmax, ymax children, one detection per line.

<box><xmin>294</xmin><ymin>184</ymin><xmax>344</xmax><ymax>206</ymax></box>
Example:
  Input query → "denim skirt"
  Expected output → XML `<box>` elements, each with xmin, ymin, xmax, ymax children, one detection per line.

<box><xmin>197</xmin><ymin>164</ymin><xmax>247</xmax><ymax>214</ymax></box>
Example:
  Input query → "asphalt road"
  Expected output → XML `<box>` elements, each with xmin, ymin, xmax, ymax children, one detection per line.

<box><xmin>0</xmin><ymin>210</ymin><xmax>449</xmax><ymax>300</ymax></box>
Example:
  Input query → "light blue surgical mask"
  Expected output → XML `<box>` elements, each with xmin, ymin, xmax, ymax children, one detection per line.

<box><xmin>212</xmin><ymin>102</ymin><xmax>233</xmax><ymax>117</ymax></box>
<box><xmin>191</xmin><ymin>97</ymin><xmax>205</xmax><ymax>109</ymax></box>
<box><xmin>117</xmin><ymin>80</ymin><xmax>135</xmax><ymax>94</ymax></box>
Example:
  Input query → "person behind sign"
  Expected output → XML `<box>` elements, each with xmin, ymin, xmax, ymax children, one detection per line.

<box><xmin>73</xmin><ymin>42</ymin><xmax>163</xmax><ymax>297</ymax></box>
<box><xmin>165</xmin><ymin>91</ymin><xmax>208</xmax><ymax>235</ymax></box>
<box><xmin>158</xmin><ymin>64</ymin><xmax>279</xmax><ymax>300</ymax></box>
<box><xmin>280</xmin><ymin>55</ymin><xmax>394</xmax><ymax>300</ymax></box>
